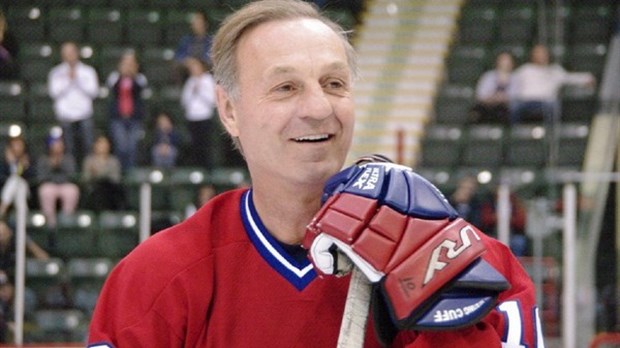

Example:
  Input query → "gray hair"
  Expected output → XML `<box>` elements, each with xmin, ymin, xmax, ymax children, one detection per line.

<box><xmin>210</xmin><ymin>0</ymin><xmax>358</xmax><ymax>101</ymax></box>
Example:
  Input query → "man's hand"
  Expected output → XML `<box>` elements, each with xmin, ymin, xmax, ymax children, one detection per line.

<box><xmin>303</xmin><ymin>160</ymin><xmax>509</xmax><ymax>343</ymax></box>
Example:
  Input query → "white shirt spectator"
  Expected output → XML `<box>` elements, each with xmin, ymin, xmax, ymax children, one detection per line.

<box><xmin>181</xmin><ymin>72</ymin><xmax>216</xmax><ymax>121</ymax></box>
<box><xmin>48</xmin><ymin>61</ymin><xmax>99</xmax><ymax>122</ymax></box>
<box><xmin>509</xmin><ymin>63</ymin><xmax>593</xmax><ymax>102</ymax></box>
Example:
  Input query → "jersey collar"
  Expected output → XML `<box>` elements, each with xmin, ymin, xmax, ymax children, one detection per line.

<box><xmin>240</xmin><ymin>190</ymin><xmax>316</xmax><ymax>291</ymax></box>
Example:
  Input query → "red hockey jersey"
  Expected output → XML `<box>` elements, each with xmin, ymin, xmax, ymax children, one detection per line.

<box><xmin>88</xmin><ymin>189</ymin><xmax>544</xmax><ymax>347</ymax></box>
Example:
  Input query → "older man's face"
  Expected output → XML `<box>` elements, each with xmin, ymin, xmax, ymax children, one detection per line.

<box><xmin>219</xmin><ymin>18</ymin><xmax>355</xmax><ymax>188</ymax></box>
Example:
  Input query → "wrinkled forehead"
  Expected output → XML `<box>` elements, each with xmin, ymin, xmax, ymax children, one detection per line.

<box><xmin>236</xmin><ymin>18</ymin><xmax>349</xmax><ymax>73</ymax></box>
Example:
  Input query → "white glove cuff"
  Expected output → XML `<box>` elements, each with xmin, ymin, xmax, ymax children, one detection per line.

<box><xmin>310</xmin><ymin>233</ymin><xmax>384</xmax><ymax>283</ymax></box>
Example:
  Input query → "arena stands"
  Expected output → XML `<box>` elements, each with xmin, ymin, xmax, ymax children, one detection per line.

<box><xmin>425</xmin><ymin>0</ymin><xmax>615</xmax><ymax>194</ymax></box>
<box><xmin>425</xmin><ymin>1</ymin><xmax>618</xmax><ymax>342</ymax></box>
<box><xmin>2</xmin><ymin>0</ymin><xmax>615</xmax><ymax>343</ymax></box>
<box><xmin>0</xmin><ymin>0</ymin><xmax>360</xmax><ymax>343</ymax></box>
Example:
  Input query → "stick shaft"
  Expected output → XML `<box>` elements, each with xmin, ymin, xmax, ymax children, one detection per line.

<box><xmin>337</xmin><ymin>268</ymin><xmax>372</xmax><ymax>348</ymax></box>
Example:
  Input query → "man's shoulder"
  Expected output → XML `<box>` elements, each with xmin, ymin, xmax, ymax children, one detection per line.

<box><xmin>479</xmin><ymin>233</ymin><xmax>533</xmax><ymax>286</ymax></box>
<box><xmin>120</xmin><ymin>189</ymin><xmax>247</xmax><ymax>274</ymax></box>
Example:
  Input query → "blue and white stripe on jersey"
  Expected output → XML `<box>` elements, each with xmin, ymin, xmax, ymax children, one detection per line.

<box><xmin>241</xmin><ymin>190</ymin><xmax>316</xmax><ymax>291</ymax></box>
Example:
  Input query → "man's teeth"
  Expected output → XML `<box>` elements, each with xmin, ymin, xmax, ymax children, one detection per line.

<box><xmin>295</xmin><ymin>134</ymin><xmax>329</xmax><ymax>142</ymax></box>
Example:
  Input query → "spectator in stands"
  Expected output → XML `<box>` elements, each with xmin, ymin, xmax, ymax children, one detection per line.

<box><xmin>150</xmin><ymin>112</ymin><xmax>181</xmax><ymax>169</ymax></box>
<box><xmin>181</xmin><ymin>57</ymin><xmax>216</xmax><ymax>169</ymax></box>
<box><xmin>0</xmin><ymin>270</ymin><xmax>11</xmax><ymax>343</ymax></box>
<box><xmin>36</xmin><ymin>128</ymin><xmax>80</xmax><ymax>230</ymax></box>
<box><xmin>0</xmin><ymin>136</ymin><xmax>34</xmax><ymax>219</ymax></box>
<box><xmin>174</xmin><ymin>10</ymin><xmax>213</xmax><ymax>82</ymax></box>
<box><xmin>471</xmin><ymin>51</ymin><xmax>514</xmax><ymax>124</ymax></box>
<box><xmin>106</xmin><ymin>49</ymin><xmax>148</xmax><ymax>172</ymax></box>
<box><xmin>0</xmin><ymin>9</ymin><xmax>19</xmax><ymax>80</ymax></box>
<box><xmin>448</xmin><ymin>174</ymin><xmax>483</xmax><ymax>229</ymax></box>
<box><xmin>509</xmin><ymin>44</ymin><xmax>595</xmax><ymax>125</ymax></box>
<box><xmin>0</xmin><ymin>220</ymin><xmax>49</xmax><ymax>333</ymax></box>
<box><xmin>81</xmin><ymin>134</ymin><xmax>125</xmax><ymax>211</ymax></box>
<box><xmin>0</xmin><ymin>220</ymin><xmax>49</xmax><ymax>277</ymax></box>
<box><xmin>184</xmin><ymin>183</ymin><xmax>217</xmax><ymax>218</ymax></box>
<box><xmin>479</xmin><ymin>187</ymin><xmax>528</xmax><ymax>257</ymax></box>
<box><xmin>48</xmin><ymin>41</ymin><xmax>99</xmax><ymax>163</ymax></box>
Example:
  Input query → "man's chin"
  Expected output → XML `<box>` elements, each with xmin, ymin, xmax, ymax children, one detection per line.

<box><xmin>301</xmin><ymin>159</ymin><xmax>344</xmax><ymax>183</ymax></box>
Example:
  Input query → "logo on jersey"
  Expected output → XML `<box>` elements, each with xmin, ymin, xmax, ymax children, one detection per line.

<box><xmin>423</xmin><ymin>225</ymin><xmax>481</xmax><ymax>285</ymax></box>
<box><xmin>352</xmin><ymin>166</ymin><xmax>380</xmax><ymax>190</ymax></box>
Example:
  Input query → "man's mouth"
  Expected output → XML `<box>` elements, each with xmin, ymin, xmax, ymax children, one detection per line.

<box><xmin>293</xmin><ymin>134</ymin><xmax>332</xmax><ymax>143</ymax></box>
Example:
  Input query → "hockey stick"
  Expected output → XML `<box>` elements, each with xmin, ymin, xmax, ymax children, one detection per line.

<box><xmin>337</xmin><ymin>267</ymin><xmax>372</xmax><ymax>348</ymax></box>
<box><xmin>336</xmin><ymin>154</ymin><xmax>392</xmax><ymax>347</ymax></box>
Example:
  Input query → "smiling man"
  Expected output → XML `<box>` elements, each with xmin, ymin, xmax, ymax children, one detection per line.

<box><xmin>87</xmin><ymin>1</ymin><xmax>542</xmax><ymax>347</ymax></box>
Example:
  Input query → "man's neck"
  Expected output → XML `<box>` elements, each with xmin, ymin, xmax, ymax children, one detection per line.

<box><xmin>251</xmin><ymin>180</ymin><xmax>323</xmax><ymax>245</ymax></box>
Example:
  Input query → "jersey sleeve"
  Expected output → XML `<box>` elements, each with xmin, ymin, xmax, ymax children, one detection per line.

<box><xmin>87</xmin><ymin>227</ymin><xmax>215</xmax><ymax>347</ymax></box>
<box><xmin>87</xmin><ymin>260</ymin><xmax>183</xmax><ymax>347</ymax></box>
<box><xmin>482</xmin><ymin>235</ymin><xmax>545</xmax><ymax>348</ymax></box>
<box><xmin>393</xmin><ymin>234</ymin><xmax>544</xmax><ymax>348</ymax></box>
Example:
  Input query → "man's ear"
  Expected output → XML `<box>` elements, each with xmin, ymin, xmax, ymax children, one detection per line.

<box><xmin>215</xmin><ymin>84</ymin><xmax>240</xmax><ymax>137</ymax></box>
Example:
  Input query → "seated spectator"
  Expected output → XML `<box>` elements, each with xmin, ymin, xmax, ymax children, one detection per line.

<box><xmin>184</xmin><ymin>183</ymin><xmax>216</xmax><ymax>218</ymax></box>
<box><xmin>0</xmin><ymin>9</ymin><xmax>19</xmax><ymax>80</ymax></box>
<box><xmin>150</xmin><ymin>112</ymin><xmax>181</xmax><ymax>169</ymax></box>
<box><xmin>0</xmin><ymin>270</ymin><xmax>12</xmax><ymax>343</ymax></box>
<box><xmin>509</xmin><ymin>44</ymin><xmax>595</xmax><ymax>125</ymax></box>
<box><xmin>0</xmin><ymin>136</ymin><xmax>34</xmax><ymax>219</ymax></box>
<box><xmin>181</xmin><ymin>57</ymin><xmax>216</xmax><ymax>169</ymax></box>
<box><xmin>470</xmin><ymin>51</ymin><xmax>514</xmax><ymax>124</ymax></box>
<box><xmin>479</xmin><ymin>187</ymin><xmax>529</xmax><ymax>257</ymax></box>
<box><xmin>173</xmin><ymin>10</ymin><xmax>213</xmax><ymax>82</ymax></box>
<box><xmin>106</xmin><ymin>49</ymin><xmax>148</xmax><ymax>172</ymax></box>
<box><xmin>448</xmin><ymin>175</ymin><xmax>482</xmax><ymax>229</ymax></box>
<box><xmin>81</xmin><ymin>134</ymin><xmax>125</xmax><ymax>211</ymax></box>
<box><xmin>0</xmin><ymin>220</ymin><xmax>49</xmax><ymax>329</ymax></box>
<box><xmin>35</xmin><ymin>128</ymin><xmax>80</xmax><ymax>229</ymax></box>
<box><xmin>0</xmin><ymin>220</ymin><xmax>49</xmax><ymax>276</ymax></box>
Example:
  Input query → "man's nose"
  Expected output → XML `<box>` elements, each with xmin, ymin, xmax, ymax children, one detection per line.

<box><xmin>298</xmin><ymin>85</ymin><xmax>333</xmax><ymax>120</ymax></box>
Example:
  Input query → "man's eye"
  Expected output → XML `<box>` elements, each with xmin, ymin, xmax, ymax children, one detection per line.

<box><xmin>325</xmin><ymin>79</ymin><xmax>345</xmax><ymax>89</ymax></box>
<box><xmin>275</xmin><ymin>84</ymin><xmax>295</xmax><ymax>92</ymax></box>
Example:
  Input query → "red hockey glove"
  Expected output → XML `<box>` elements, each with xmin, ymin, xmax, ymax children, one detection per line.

<box><xmin>303</xmin><ymin>159</ymin><xmax>510</xmax><ymax>344</ymax></box>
